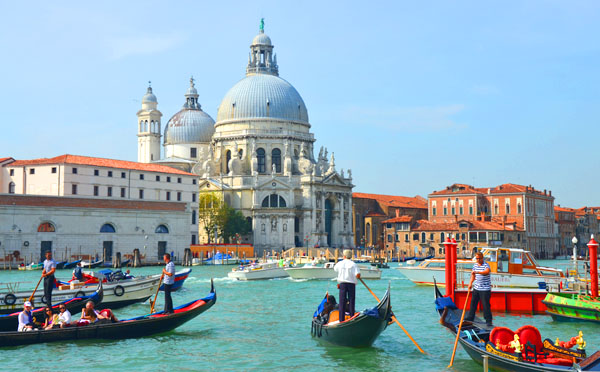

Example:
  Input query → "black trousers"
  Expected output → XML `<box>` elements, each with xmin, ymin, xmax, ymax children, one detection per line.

<box><xmin>466</xmin><ymin>289</ymin><xmax>492</xmax><ymax>324</ymax></box>
<box><xmin>43</xmin><ymin>275</ymin><xmax>54</xmax><ymax>307</ymax></box>
<box><xmin>163</xmin><ymin>283</ymin><xmax>173</xmax><ymax>313</ymax></box>
<box><xmin>338</xmin><ymin>282</ymin><xmax>356</xmax><ymax>322</ymax></box>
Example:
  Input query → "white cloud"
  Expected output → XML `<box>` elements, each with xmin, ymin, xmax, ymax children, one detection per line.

<box><xmin>339</xmin><ymin>104</ymin><xmax>467</xmax><ymax>132</ymax></box>
<box><xmin>107</xmin><ymin>33</ymin><xmax>187</xmax><ymax>60</ymax></box>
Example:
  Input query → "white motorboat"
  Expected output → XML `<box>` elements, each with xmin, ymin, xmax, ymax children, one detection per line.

<box><xmin>396</xmin><ymin>247</ymin><xmax>564</xmax><ymax>288</ymax></box>
<box><xmin>285</xmin><ymin>262</ymin><xmax>382</xmax><ymax>280</ymax></box>
<box><xmin>227</xmin><ymin>262</ymin><xmax>289</xmax><ymax>280</ymax></box>
<box><xmin>0</xmin><ymin>270</ymin><xmax>160</xmax><ymax>313</ymax></box>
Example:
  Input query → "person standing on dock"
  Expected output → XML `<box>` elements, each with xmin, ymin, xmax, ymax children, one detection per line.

<box><xmin>465</xmin><ymin>251</ymin><xmax>492</xmax><ymax>326</ymax></box>
<box><xmin>42</xmin><ymin>251</ymin><xmax>57</xmax><ymax>306</ymax></box>
<box><xmin>334</xmin><ymin>249</ymin><xmax>361</xmax><ymax>322</ymax></box>
<box><xmin>162</xmin><ymin>253</ymin><xmax>175</xmax><ymax>314</ymax></box>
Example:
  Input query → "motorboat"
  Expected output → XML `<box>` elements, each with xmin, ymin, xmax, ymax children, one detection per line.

<box><xmin>396</xmin><ymin>247</ymin><xmax>564</xmax><ymax>288</ymax></box>
<box><xmin>227</xmin><ymin>261</ymin><xmax>289</xmax><ymax>281</ymax></box>
<box><xmin>285</xmin><ymin>262</ymin><xmax>382</xmax><ymax>280</ymax></box>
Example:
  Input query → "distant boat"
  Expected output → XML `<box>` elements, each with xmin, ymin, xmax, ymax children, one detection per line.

<box><xmin>157</xmin><ymin>268</ymin><xmax>192</xmax><ymax>291</ymax></box>
<box><xmin>62</xmin><ymin>260</ymin><xmax>81</xmax><ymax>269</ymax></box>
<box><xmin>286</xmin><ymin>263</ymin><xmax>382</xmax><ymax>280</ymax></box>
<box><xmin>543</xmin><ymin>293</ymin><xmax>600</xmax><ymax>323</ymax></box>
<box><xmin>55</xmin><ymin>261</ymin><xmax>67</xmax><ymax>269</ymax></box>
<box><xmin>228</xmin><ymin>262</ymin><xmax>288</xmax><ymax>281</ymax></box>
<box><xmin>81</xmin><ymin>260</ymin><xmax>103</xmax><ymax>269</ymax></box>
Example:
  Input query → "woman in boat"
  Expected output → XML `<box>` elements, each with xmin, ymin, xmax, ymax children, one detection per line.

<box><xmin>43</xmin><ymin>306</ymin><xmax>59</xmax><ymax>330</ymax></box>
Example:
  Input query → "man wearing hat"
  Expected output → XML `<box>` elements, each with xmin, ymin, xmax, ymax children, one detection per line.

<box><xmin>17</xmin><ymin>301</ymin><xmax>34</xmax><ymax>331</ymax></box>
<box><xmin>334</xmin><ymin>249</ymin><xmax>361</xmax><ymax>322</ymax></box>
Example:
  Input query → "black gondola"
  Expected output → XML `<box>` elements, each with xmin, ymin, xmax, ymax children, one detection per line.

<box><xmin>311</xmin><ymin>284</ymin><xmax>392</xmax><ymax>347</ymax></box>
<box><xmin>433</xmin><ymin>282</ymin><xmax>600</xmax><ymax>372</ymax></box>
<box><xmin>0</xmin><ymin>280</ymin><xmax>216</xmax><ymax>347</ymax></box>
<box><xmin>62</xmin><ymin>260</ymin><xmax>81</xmax><ymax>270</ymax></box>
<box><xmin>55</xmin><ymin>261</ymin><xmax>67</xmax><ymax>270</ymax></box>
<box><xmin>82</xmin><ymin>260</ymin><xmax>103</xmax><ymax>269</ymax></box>
<box><xmin>0</xmin><ymin>283</ymin><xmax>103</xmax><ymax>332</ymax></box>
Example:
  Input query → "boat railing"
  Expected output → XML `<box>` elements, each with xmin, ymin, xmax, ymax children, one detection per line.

<box><xmin>0</xmin><ymin>281</ymin><xmax>30</xmax><ymax>292</ymax></box>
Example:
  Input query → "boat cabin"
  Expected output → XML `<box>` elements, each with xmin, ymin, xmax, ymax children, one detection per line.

<box><xmin>479</xmin><ymin>247</ymin><xmax>563</xmax><ymax>277</ymax></box>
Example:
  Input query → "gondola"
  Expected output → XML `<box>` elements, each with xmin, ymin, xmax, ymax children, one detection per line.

<box><xmin>158</xmin><ymin>268</ymin><xmax>191</xmax><ymax>291</ymax></box>
<box><xmin>0</xmin><ymin>283</ymin><xmax>103</xmax><ymax>332</ymax></box>
<box><xmin>62</xmin><ymin>260</ymin><xmax>81</xmax><ymax>270</ymax></box>
<box><xmin>0</xmin><ymin>280</ymin><xmax>216</xmax><ymax>347</ymax></box>
<box><xmin>311</xmin><ymin>284</ymin><xmax>392</xmax><ymax>347</ymax></box>
<box><xmin>55</xmin><ymin>261</ymin><xmax>67</xmax><ymax>270</ymax></box>
<box><xmin>433</xmin><ymin>282</ymin><xmax>600</xmax><ymax>371</ymax></box>
<box><xmin>82</xmin><ymin>260</ymin><xmax>103</xmax><ymax>269</ymax></box>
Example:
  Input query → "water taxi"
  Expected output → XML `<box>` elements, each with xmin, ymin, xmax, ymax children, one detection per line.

<box><xmin>227</xmin><ymin>261</ymin><xmax>289</xmax><ymax>280</ymax></box>
<box><xmin>285</xmin><ymin>262</ymin><xmax>382</xmax><ymax>280</ymax></box>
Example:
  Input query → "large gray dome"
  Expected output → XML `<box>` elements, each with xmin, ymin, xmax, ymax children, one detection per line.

<box><xmin>164</xmin><ymin>108</ymin><xmax>215</xmax><ymax>144</ymax></box>
<box><xmin>216</xmin><ymin>74</ymin><xmax>309</xmax><ymax>124</ymax></box>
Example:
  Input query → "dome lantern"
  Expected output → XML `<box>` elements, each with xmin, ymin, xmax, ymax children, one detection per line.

<box><xmin>184</xmin><ymin>76</ymin><xmax>200</xmax><ymax>109</ymax></box>
<box><xmin>246</xmin><ymin>18</ymin><xmax>278</xmax><ymax>76</ymax></box>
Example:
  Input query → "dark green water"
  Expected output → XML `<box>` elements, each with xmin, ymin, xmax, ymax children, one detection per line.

<box><xmin>0</xmin><ymin>262</ymin><xmax>598</xmax><ymax>372</ymax></box>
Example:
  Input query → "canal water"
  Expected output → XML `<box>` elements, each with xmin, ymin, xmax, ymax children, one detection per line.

<box><xmin>0</xmin><ymin>261</ymin><xmax>598</xmax><ymax>371</ymax></box>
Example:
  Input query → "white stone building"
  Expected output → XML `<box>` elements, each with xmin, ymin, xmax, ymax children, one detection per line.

<box><xmin>0</xmin><ymin>155</ymin><xmax>199</xmax><ymax>262</ymax></box>
<box><xmin>137</xmin><ymin>23</ymin><xmax>355</xmax><ymax>253</ymax></box>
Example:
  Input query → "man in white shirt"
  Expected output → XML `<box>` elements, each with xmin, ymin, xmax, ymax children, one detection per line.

<box><xmin>334</xmin><ymin>249</ymin><xmax>361</xmax><ymax>322</ymax></box>
<box><xmin>57</xmin><ymin>304</ymin><xmax>72</xmax><ymax>328</ymax></box>
<box><xmin>162</xmin><ymin>253</ymin><xmax>175</xmax><ymax>314</ymax></box>
<box><xmin>42</xmin><ymin>251</ymin><xmax>57</xmax><ymax>306</ymax></box>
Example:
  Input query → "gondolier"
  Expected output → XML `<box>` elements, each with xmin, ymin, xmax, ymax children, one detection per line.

<box><xmin>42</xmin><ymin>251</ymin><xmax>57</xmax><ymax>306</ymax></box>
<box><xmin>334</xmin><ymin>249</ymin><xmax>361</xmax><ymax>322</ymax></box>
<box><xmin>465</xmin><ymin>252</ymin><xmax>492</xmax><ymax>326</ymax></box>
<box><xmin>162</xmin><ymin>253</ymin><xmax>175</xmax><ymax>314</ymax></box>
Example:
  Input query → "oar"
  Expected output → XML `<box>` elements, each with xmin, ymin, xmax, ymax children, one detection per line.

<box><xmin>150</xmin><ymin>274</ymin><xmax>163</xmax><ymax>314</ymax></box>
<box><xmin>359</xmin><ymin>277</ymin><xmax>426</xmax><ymax>354</ymax></box>
<box><xmin>28</xmin><ymin>274</ymin><xmax>44</xmax><ymax>303</ymax></box>
<box><xmin>448</xmin><ymin>287</ymin><xmax>471</xmax><ymax>368</ymax></box>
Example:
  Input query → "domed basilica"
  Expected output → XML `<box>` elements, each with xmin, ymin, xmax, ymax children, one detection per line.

<box><xmin>136</xmin><ymin>22</ymin><xmax>354</xmax><ymax>252</ymax></box>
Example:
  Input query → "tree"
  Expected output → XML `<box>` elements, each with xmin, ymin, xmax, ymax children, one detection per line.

<box><xmin>216</xmin><ymin>204</ymin><xmax>251</xmax><ymax>243</ymax></box>
<box><xmin>197</xmin><ymin>193</ymin><xmax>222</xmax><ymax>243</ymax></box>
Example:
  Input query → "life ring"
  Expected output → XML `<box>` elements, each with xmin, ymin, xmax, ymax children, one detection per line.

<box><xmin>41</xmin><ymin>295</ymin><xmax>47</xmax><ymax>304</ymax></box>
<box><xmin>12</xmin><ymin>250</ymin><xmax>20</xmax><ymax>258</ymax></box>
<box><xmin>4</xmin><ymin>293</ymin><xmax>16</xmax><ymax>305</ymax></box>
<box><xmin>75</xmin><ymin>291</ymin><xmax>86</xmax><ymax>298</ymax></box>
<box><xmin>113</xmin><ymin>285</ymin><xmax>125</xmax><ymax>297</ymax></box>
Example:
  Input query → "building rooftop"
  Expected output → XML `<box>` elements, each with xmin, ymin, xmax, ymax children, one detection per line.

<box><xmin>353</xmin><ymin>192</ymin><xmax>427</xmax><ymax>209</ymax></box>
<box><xmin>8</xmin><ymin>155</ymin><xmax>196</xmax><ymax>176</ymax></box>
<box><xmin>429</xmin><ymin>183</ymin><xmax>551</xmax><ymax>197</ymax></box>
<box><xmin>411</xmin><ymin>219</ymin><xmax>521</xmax><ymax>232</ymax></box>
<box><xmin>0</xmin><ymin>194</ymin><xmax>186</xmax><ymax>211</ymax></box>
<box><xmin>382</xmin><ymin>215</ymin><xmax>413</xmax><ymax>223</ymax></box>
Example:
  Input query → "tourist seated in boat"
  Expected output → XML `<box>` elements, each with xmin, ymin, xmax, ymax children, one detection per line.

<box><xmin>42</xmin><ymin>306</ymin><xmax>59</xmax><ymax>330</ymax></box>
<box><xmin>99</xmin><ymin>309</ymin><xmax>118</xmax><ymax>323</ymax></box>
<box><xmin>57</xmin><ymin>304</ymin><xmax>72</xmax><ymax>328</ymax></box>
<box><xmin>73</xmin><ymin>261</ymin><xmax>83</xmax><ymax>281</ymax></box>
<box><xmin>17</xmin><ymin>301</ymin><xmax>36</xmax><ymax>332</ymax></box>
<box><xmin>76</xmin><ymin>300</ymin><xmax>106</xmax><ymax>325</ymax></box>
<box><xmin>320</xmin><ymin>295</ymin><xmax>337</xmax><ymax>322</ymax></box>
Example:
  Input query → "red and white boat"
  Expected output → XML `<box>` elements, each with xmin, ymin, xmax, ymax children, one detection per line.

<box><xmin>396</xmin><ymin>247</ymin><xmax>564</xmax><ymax>289</ymax></box>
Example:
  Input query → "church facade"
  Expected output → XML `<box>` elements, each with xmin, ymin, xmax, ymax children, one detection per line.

<box><xmin>137</xmin><ymin>23</ymin><xmax>354</xmax><ymax>253</ymax></box>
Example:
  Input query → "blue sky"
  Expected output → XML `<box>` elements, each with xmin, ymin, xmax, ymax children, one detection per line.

<box><xmin>1</xmin><ymin>1</ymin><xmax>599</xmax><ymax>207</ymax></box>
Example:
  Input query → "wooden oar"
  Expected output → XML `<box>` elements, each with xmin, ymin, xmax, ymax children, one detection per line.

<box><xmin>150</xmin><ymin>274</ymin><xmax>163</xmax><ymax>314</ymax></box>
<box><xmin>448</xmin><ymin>287</ymin><xmax>471</xmax><ymax>368</ymax></box>
<box><xmin>28</xmin><ymin>274</ymin><xmax>44</xmax><ymax>303</ymax></box>
<box><xmin>359</xmin><ymin>277</ymin><xmax>426</xmax><ymax>354</ymax></box>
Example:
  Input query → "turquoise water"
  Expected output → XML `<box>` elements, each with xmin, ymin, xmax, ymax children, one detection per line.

<box><xmin>0</xmin><ymin>261</ymin><xmax>598</xmax><ymax>372</ymax></box>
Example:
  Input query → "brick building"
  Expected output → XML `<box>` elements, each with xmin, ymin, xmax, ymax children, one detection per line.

<box><xmin>383</xmin><ymin>214</ymin><xmax>525</xmax><ymax>259</ymax></box>
<box><xmin>352</xmin><ymin>193</ymin><xmax>427</xmax><ymax>248</ymax></box>
<box><xmin>554</xmin><ymin>206</ymin><xmax>576</xmax><ymax>256</ymax></box>
<box><xmin>575</xmin><ymin>207</ymin><xmax>600</xmax><ymax>254</ymax></box>
<box><xmin>428</xmin><ymin>183</ymin><xmax>557</xmax><ymax>258</ymax></box>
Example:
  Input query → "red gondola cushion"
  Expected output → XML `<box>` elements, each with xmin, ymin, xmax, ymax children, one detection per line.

<box><xmin>517</xmin><ymin>325</ymin><xmax>543</xmax><ymax>350</ymax></box>
<box><xmin>535</xmin><ymin>357</ymin><xmax>573</xmax><ymax>366</ymax></box>
<box><xmin>489</xmin><ymin>327</ymin><xmax>516</xmax><ymax>351</ymax></box>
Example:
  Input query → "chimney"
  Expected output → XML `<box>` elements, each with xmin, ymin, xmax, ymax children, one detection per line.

<box><xmin>395</xmin><ymin>209</ymin><xmax>399</xmax><ymax>218</ymax></box>
<box><xmin>487</xmin><ymin>188</ymin><xmax>491</xmax><ymax>194</ymax></box>
<box><xmin>544</xmin><ymin>189</ymin><xmax>547</xmax><ymax>195</ymax></box>
<box><xmin>549</xmin><ymin>190</ymin><xmax>552</xmax><ymax>197</ymax></box>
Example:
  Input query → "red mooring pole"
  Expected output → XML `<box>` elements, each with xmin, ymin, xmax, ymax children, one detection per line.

<box><xmin>587</xmin><ymin>235</ymin><xmax>598</xmax><ymax>298</ymax></box>
<box><xmin>443</xmin><ymin>237</ymin><xmax>454</xmax><ymax>299</ymax></box>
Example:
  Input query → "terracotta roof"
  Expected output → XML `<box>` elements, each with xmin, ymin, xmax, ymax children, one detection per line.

<box><xmin>382</xmin><ymin>215</ymin><xmax>413</xmax><ymax>223</ymax></box>
<box><xmin>352</xmin><ymin>192</ymin><xmax>427</xmax><ymax>209</ymax></box>
<box><xmin>8</xmin><ymin>155</ymin><xmax>196</xmax><ymax>176</ymax></box>
<box><xmin>554</xmin><ymin>206</ymin><xmax>576</xmax><ymax>213</ymax></box>
<box><xmin>411</xmin><ymin>219</ymin><xmax>521</xmax><ymax>232</ymax></box>
<box><xmin>365</xmin><ymin>211</ymin><xmax>386</xmax><ymax>217</ymax></box>
<box><xmin>430</xmin><ymin>183</ymin><xmax>549</xmax><ymax>197</ymax></box>
<box><xmin>0</xmin><ymin>157</ymin><xmax>13</xmax><ymax>164</ymax></box>
<box><xmin>0</xmin><ymin>194</ymin><xmax>186</xmax><ymax>212</ymax></box>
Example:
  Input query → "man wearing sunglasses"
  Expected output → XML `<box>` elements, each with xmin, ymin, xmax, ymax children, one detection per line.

<box><xmin>465</xmin><ymin>251</ymin><xmax>493</xmax><ymax>326</ymax></box>
<box><xmin>57</xmin><ymin>304</ymin><xmax>72</xmax><ymax>328</ymax></box>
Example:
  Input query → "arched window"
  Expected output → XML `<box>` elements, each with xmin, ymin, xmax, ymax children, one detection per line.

<box><xmin>144</xmin><ymin>120</ymin><xmax>148</xmax><ymax>132</ymax></box>
<box><xmin>8</xmin><ymin>182</ymin><xmax>15</xmax><ymax>194</ymax></box>
<box><xmin>155</xmin><ymin>224</ymin><xmax>169</xmax><ymax>234</ymax></box>
<box><xmin>257</xmin><ymin>148</ymin><xmax>266</xmax><ymax>173</ymax></box>
<box><xmin>100</xmin><ymin>223</ymin><xmax>116</xmax><ymax>233</ymax></box>
<box><xmin>225</xmin><ymin>150</ymin><xmax>231</xmax><ymax>173</ymax></box>
<box><xmin>139</xmin><ymin>120</ymin><xmax>143</xmax><ymax>132</ymax></box>
<box><xmin>421</xmin><ymin>232</ymin><xmax>426</xmax><ymax>243</ymax></box>
<box><xmin>271</xmin><ymin>148</ymin><xmax>281</xmax><ymax>173</ymax></box>
<box><xmin>37</xmin><ymin>222</ymin><xmax>55</xmax><ymax>232</ymax></box>
<box><xmin>261</xmin><ymin>194</ymin><xmax>287</xmax><ymax>208</ymax></box>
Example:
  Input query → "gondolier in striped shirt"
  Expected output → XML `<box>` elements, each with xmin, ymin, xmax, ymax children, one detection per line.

<box><xmin>162</xmin><ymin>253</ymin><xmax>175</xmax><ymax>314</ymax></box>
<box><xmin>42</xmin><ymin>251</ymin><xmax>57</xmax><ymax>306</ymax></box>
<box><xmin>465</xmin><ymin>251</ymin><xmax>493</xmax><ymax>326</ymax></box>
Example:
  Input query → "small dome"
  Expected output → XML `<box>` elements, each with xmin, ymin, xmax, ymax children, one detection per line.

<box><xmin>142</xmin><ymin>86</ymin><xmax>157</xmax><ymax>103</ymax></box>
<box><xmin>186</xmin><ymin>85</ymin><xmax>198</xmax><ymax>96</ymax></box>
<box><xmin>216</xmin><ymin>74</ymin><xmax>309</xmax><ymax>124</ymax></box>
<box><xmin>164</xmin><ymin>109</ymin><xmax>215</xmax><ymax>144</ymax></box>
<box><xmin>252</xmin><ymin>32</ymin><xmax>272</xmax><ymax>46</ymax></box>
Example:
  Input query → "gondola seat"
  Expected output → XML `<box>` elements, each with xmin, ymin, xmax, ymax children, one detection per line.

<box><xmin>326</xmin><ymin>310</ymin><xmax>360</xmax><ymax>325</ymax></box>
<box><xmin>489</xmin><ymin>327</ymin><xmax>517</xmax><ymax>352</ymax></box>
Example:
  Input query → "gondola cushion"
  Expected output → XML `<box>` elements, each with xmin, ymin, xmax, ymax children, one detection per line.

<box><xmin>435</xmin><ymin>296</ymin><xmax>457</xmax><ymax>311</ymax></box>
<box><xmin>517</xmin><ymin>325</ymin><xmax>543</xmax><ymax>351</ymax></box>
<box><xmin>490</xmin><ymin>327</ymin><xmax>517</xmax><ymax>352</ymax></box>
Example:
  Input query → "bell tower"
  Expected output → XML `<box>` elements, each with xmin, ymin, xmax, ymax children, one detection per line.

<box><xmin>137</xmin><ymin>82</ymin><xmax>162</xmax><ymax>163</ymax></box>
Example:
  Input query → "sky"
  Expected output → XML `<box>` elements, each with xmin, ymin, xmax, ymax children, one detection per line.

<box><xmin>1</xmin><ymin>1</ymin><xmax>599</xmax><ymax>207</ymax></box>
